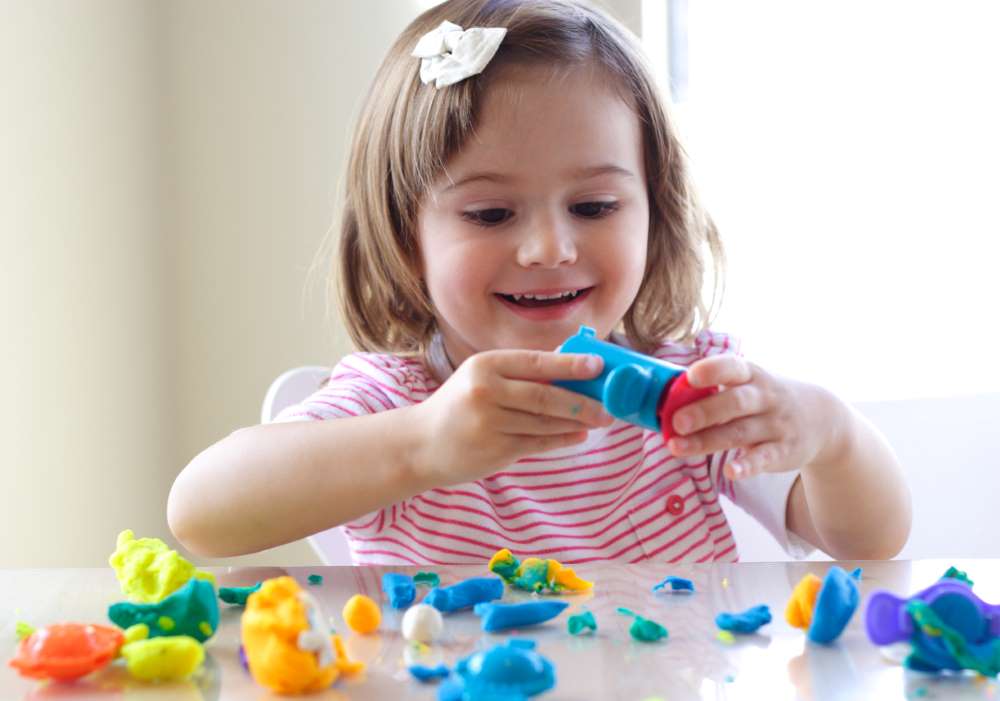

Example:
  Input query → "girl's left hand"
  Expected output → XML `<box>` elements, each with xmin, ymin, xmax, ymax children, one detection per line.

<box><xmin>667</xmin><ymin>354</ymin><xmax>842</xmax><ymax>480</ymax></box>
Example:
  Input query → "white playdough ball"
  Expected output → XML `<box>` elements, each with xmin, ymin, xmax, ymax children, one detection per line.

<box><xmin>401</xmin><ymin>603</ymin><xmax>444</xmax><ymax>643</ymax></box>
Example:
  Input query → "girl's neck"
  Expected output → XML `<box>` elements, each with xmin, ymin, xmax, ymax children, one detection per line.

<box><xmin>425</xmin><ymin>332</ymin><xmax>456</xmax><ymax>384</ymax></box>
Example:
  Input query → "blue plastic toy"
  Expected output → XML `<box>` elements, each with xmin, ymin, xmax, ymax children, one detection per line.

<box><xmin>474</xmin><ymin>601</ymin><xmax>569</xmax><ymax>633</ymax></box>
<box><xmin>555</xmin><ymin>326</ymin><xmax>716</xmax><ymax>441</ymax></box>
<box><xmin>437</xmin><ymin>639</ymin><xmax>555</xmax><ymax>701</ymax></box>
<box><xmin>866</xmin><ymin>570</ymin><xmax>1000</xmax><ymax>676</ymax></box>
<box><xmin>653</xmin><ymin>575</ymin><xmax>695</xmax><ymax>594</ymax></box>
<box><xmin>409</xmin><ymin>663</ymin><xmax>451</xmax><ymax>682</ymax></box>
<box><xmin>716</xmin><ymin>604</ymin><xmax>772</xmax><ymax>634</ymax></box>
<box><xmin>424</xmin><ymin>577</ymin><xmax>504</xmax><ymax>613</ymax></box>
<box><xmin>382</xmin><ymin>573</ymin><xmax>416</xmax><ymax>610</ymax></box>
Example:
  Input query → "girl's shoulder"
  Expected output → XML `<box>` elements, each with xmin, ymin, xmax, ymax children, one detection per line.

<box><xmin>329</xmin><ymin>350</ymin><xmax>440</xmax><ymax>404</ymax></box>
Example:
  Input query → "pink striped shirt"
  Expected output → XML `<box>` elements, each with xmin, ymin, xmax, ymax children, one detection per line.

<box><xmin>274</xmin><ymin>330</ymin><xmax>803</xmax><ymax>565</ymax></box>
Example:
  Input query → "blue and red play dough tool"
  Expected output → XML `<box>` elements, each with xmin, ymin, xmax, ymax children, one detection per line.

<box><xmin>556</xmin><ymin>326</ymin><xmax>716</xmax><ymax>441</ymax></box>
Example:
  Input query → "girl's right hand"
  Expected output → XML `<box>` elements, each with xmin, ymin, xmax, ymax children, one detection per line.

<box><xmin>408</xmin><ymin>349</ymin><xmax>614</xmax><ymax>488</ymax></box>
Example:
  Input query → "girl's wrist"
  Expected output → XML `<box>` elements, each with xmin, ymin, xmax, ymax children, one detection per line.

<box><xmin>395</xmin><ymin>404</ymin><xmax>440</xmax><ymax>493</ymax></box>
<box><xmin>802</xmin><ymin>384</ymin><xmax>854</xmax><ymax>477</ymax></box>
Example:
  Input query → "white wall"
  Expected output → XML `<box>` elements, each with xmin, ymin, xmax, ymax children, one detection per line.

<box><xmin>1</xmin><ymin>1</ymin><xmax>173</xmax><ymax>566</ymax></box>
<box><xmin>1</xmin><ymin>1</ymin><xmax>419</xmax><ymax>567</ymax></box>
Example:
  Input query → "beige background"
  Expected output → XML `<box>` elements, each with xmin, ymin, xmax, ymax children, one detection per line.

<box><xmin>1</xmin><ymin>0</ymin><xmax>643</xmax><ymax>567</ymax></box>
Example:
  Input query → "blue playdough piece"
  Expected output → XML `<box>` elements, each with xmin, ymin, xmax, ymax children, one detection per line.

<box><xmin>715</xmin><ymin>604</ymin><xmax>772</xmax><ymax>634</ymax></box>
<box><xmin>474</xmin><ymin>600</ymin><xmax>569</xmax><ymax>632</ymax></box>
<box><xmin>555</xmin><ymin>326</ymin><xmax>686</xmax><ymax>431</ymax></box>
<box><xmin>809</xmin><ymin>565</ymin><xmax>861</xmax><ymax>644</ymax></box>
<box><xmin>108</xmin><ymin>578</ymin><xmax>219</xmax><ymax>642</ymax></box>
<box><xmin>653</xmin><ymin>575</ymin><xmax>695</xmax><ymax>594</ymax></box>
<box><xmin>424</xmin><ymin>577</ymin><xmax>504</xmax><ymax>613</ymax></box>
<box><xmin>382</xmin><ymin>572</ymin><xmax>416</xmax><ymax>610</ymax></box>
<box><xmin>409</xmin><ymin>663</ymin><xmax>451</xmax><ymax>682</ymax></box>
<box><xmin>437</xmin><ymin>639</ymin><xmax>555</xmax><ymax>701</ymax></box>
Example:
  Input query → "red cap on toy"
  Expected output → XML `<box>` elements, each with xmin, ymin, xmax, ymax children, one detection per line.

<box><xmin>657</xmin><ymin>373</ymin><xmax>717</xmax><ymax>442</ymax></box>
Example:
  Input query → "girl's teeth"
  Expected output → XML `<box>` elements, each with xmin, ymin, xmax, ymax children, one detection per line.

<box><xmin>513</xmin><ymin>290</ymin><xmax>578</xmax><ymax>301</ymax></box>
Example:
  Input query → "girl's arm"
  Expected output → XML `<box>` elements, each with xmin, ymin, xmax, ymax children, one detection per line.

<box><xmin>168</xmin><ymin>349</ymin><xmax>611</xmax><ymax>558</ymax></box>
<box><xmin>167</xmin><ymin>406</ymin><xmax>430</xmax><ymax>557</ymax></box>
<box><xmin>786</xmin><ymin>395</ymin><xmax>912</xmax><ymax>560</ymax></box>
<box><xmin>668</xmin><ymin>357</ymin><xmax>913</xmax><ymax>560</ymax></box>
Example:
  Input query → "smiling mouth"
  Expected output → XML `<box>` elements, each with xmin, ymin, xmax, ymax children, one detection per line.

<box><xmin>495</xmin><ymin>287</ymin><xmax>593</xmax><ymax>308</ymax></box>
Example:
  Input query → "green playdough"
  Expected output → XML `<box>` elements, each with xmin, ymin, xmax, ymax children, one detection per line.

<box><xmin>218</xmin><ymin>582</ymin><xmax>262</xmax><ymax>606</ymax></box>
<box><xmin>567</xmin><ymin>610</ymin><xmax>597</xmax><ymax>636</ymax></box>
<box><xmin>307</xmin><ymin>574</ymin><xmax>323</xmax><ymax>586</ymax></box>
<box><xmin>109</xmin><ymin>578</ymin><xmax>219</xmax><ymax>643</ymax></box>
<box><xmin>15</xmin><ymin>622</ymin><xmax>34</xmax><ymax>641</ymax></box>
<box><xmin>414</xmin><ymin>572</ymin><xmax>440</xmax><ymax>587</ymax></box>
<box><xmin>906</xmin><ymin>600</ymin><xmax>1000</xmax><ymax>677</ymax></box>
<box><xmin>617</xmin><ymin>607</ymin><xmax>668</xmax><ymax>642</ymax></box>
<box><xmin>942</xmin><ymin>566</ymin><xmax>974</xmax><ymax>587</ymax></box>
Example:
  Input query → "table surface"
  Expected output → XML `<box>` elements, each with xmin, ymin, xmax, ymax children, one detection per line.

<box><xmin>3</xmin><ymin>559</ymin><xmax>998</xmax><ymax>700</ymax></box>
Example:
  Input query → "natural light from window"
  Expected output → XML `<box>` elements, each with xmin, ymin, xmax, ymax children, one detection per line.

<box><xmin>645</xmin><ymin>1</ymin><xmax>1000</xmax><ymax>402</ymax></box>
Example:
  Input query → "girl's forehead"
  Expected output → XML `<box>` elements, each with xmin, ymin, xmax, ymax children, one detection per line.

<box><xmin>441</xmin><ymin>63</ymin><xmax>643</xmax><ymax>184</ymax></box>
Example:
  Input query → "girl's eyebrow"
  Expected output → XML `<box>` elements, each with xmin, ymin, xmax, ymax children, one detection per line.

<box><xmin>441</xmin><ymin>164</ymin><xmax>635</xmax><ymax>193</ymax></box>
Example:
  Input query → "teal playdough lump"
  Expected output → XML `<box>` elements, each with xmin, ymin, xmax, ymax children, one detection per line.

<box><xmin>109</xmin><ymin>578</ymin><xmax>219</xmax><ymax>642</ymax></box>
<box><xmin>567</xmin><ymin>610</ymin><xmax>597</xmax><ymax>635</ymax></box>
<box><xmin>617</xmin><ymin>607</ymin><xmax>668</xmax><ymax>642</ymax></box>
<box><xmin>219</xmin><ymin>581</ymin><xmax>262</xmax><ymax>606</ymax></box>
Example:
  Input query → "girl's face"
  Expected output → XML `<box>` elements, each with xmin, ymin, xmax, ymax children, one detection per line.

<box><xmin>417</xmin><ymin>64</ymin><xmax>649</xmax><ymax>367</ymax></box>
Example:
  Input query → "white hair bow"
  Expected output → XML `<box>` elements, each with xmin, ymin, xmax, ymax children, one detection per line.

<box><xmin>411</xmin><ymin>20</ymin><xmax>507</xmax><ymax>88</ymax></box>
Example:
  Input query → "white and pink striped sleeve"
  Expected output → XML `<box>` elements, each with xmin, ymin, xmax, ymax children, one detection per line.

<box><xmin>271</xmin><ymin>353</ymin><xmax>418</xmax><ymax>423</ymax></box>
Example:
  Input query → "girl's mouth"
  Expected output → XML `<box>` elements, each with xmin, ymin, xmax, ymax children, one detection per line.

<box><xmin>495</xmin><ymin>287</ymin><xmax>593</xmax><ymax>308</ymax></box>
<box><xmin>494</xmin><ymin>287</ymin><xmax>594</xmax><ymax>321</ymax></box>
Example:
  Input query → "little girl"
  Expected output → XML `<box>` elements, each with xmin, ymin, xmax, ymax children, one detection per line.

<box><xmin>168</xmin><ymin>0</ymin><xmax>911</xmax><ymax>565</ymax></box>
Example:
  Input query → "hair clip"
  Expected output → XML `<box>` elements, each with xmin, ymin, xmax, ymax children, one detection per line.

<box><xmin>411</xmin><ymin>20</ymin><xmax>506</xmax><ymax>88</ymax></box>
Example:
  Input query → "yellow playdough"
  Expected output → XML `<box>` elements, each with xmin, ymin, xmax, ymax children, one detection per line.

<box><xmin>488</xmin><ymin>548</ymin><xmax>593</xmax><ymax>593</ymax></box>
<box><xmin>342</xmin><ymin>594</ymin><xmax>381</xmax><ymax>634</ymax></box>
<box><xmin>242</xmin><ymin>577</ymin><xmax>363</xmax><ymax>694</ymax></box>
<box><xmin>785</xmin><ymin>573</ymin><xmax>823</xmax><ymax>630</ymax></box>
<box><xmin>109</xmin><ymin>530</ymin><xmax>215</xmax><ymax>603</ymax></box>
<box><xmin>121</xmin><ymin>636</ymin><xmax>205</xmax><ymax>682</ymax></box>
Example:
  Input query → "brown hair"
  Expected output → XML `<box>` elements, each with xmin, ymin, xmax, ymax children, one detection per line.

<box><xmin>337</xmin><ymin>0</ymin><xmax>724</xmax><ymax>355</ymax></box>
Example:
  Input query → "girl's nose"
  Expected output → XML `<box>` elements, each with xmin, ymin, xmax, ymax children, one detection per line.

<box><xmin>516</xmin><ymin>216</ymin><xmax>578</xmax><ymax>268</ymax></box>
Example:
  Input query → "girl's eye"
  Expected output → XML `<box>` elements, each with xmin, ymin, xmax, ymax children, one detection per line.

<box><xmin>462</xmin><ymin>208</ymin><xmax>513</xmax><ymax>227</ymax></box>
<box><xmin>571</xmin><ymin>201</ymin><xmax>619</xmax><ymax>218</ymax></box>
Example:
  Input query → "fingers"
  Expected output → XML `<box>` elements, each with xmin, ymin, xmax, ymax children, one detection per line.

<box><xmin>509</xmin><ymin>431</ymin><xmax>590</xmax><ymax>456</ymax></box>
<box><xmin>671</xmin><ymin>384</ymin><xmax>765</xmax><ymax>436</ymax></box>
<box><xmin>687</xmin><ymin>355</ymin><xmax>752</xmax><ymax>389</ymax></box>
<box><xmin>668</xmin><ymin>415</ymin><xmax>774</xmax><ymax>459</ymax></box>
<box><xmin>499</xmin><ymin>378</ymin><xmax>613</xmax><ymax>428</ymax></box>
<box><xmin>484</xmin><ymin>349</ymin><xmax>604</xmax><ymax>382</ymax></box>
<box><xmin>499</xmin><ymin>409</ymin><xmax>596</xmax><ymax>436</ymax></box>
<box><xmin>726</xmin><ymin>442</ymin><xmax>784</xmax><ymax>480</ymax></box>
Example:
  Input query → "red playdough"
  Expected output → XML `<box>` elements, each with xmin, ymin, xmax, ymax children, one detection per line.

<box><xmin>9</xmin><ymin>623</ymin><xmax>125</xmax><ymax>681</ymax></box>
<box><xmin>657</xmin><ymin>373</ymin><xmax>717</xmax><ymax>442</ymax></box>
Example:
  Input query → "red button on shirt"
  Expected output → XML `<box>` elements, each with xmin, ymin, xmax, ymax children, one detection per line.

<box><xmin>666</xmin><ymin>495</ymin><xmax>684</xmax><ymax>515</ymax></box>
